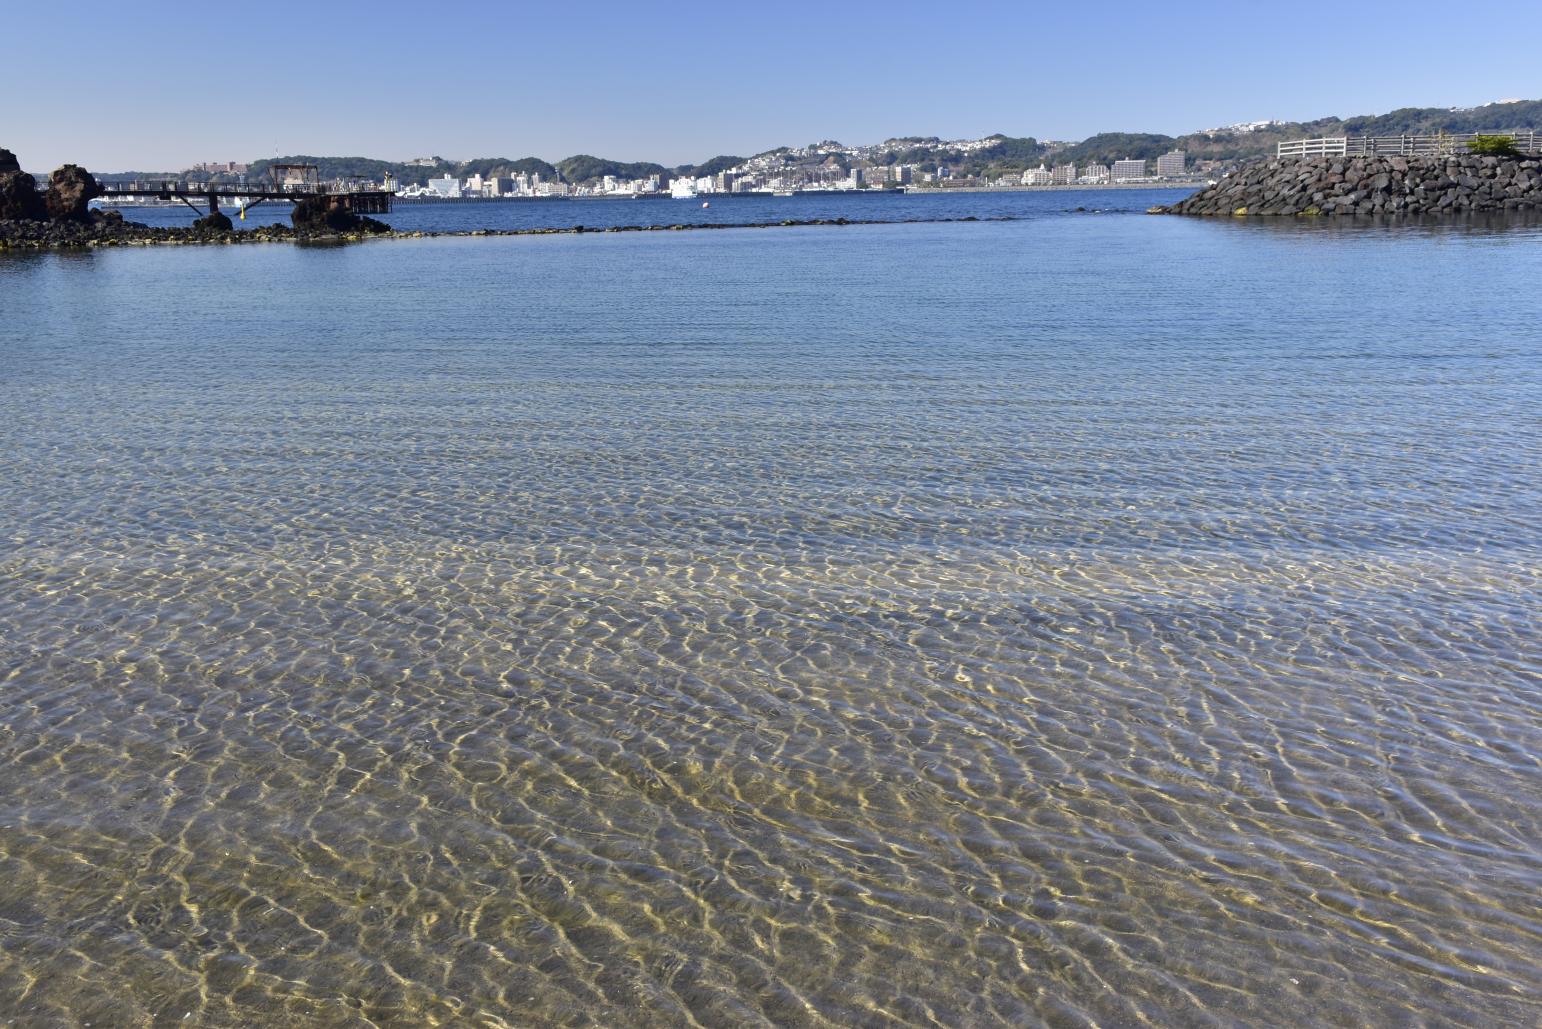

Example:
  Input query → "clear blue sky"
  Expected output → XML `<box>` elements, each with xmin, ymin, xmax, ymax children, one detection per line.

<box><xmin>6</xmin><ymin>0</ymin><xmax>1539</xmax><ymax>171</ymax></box>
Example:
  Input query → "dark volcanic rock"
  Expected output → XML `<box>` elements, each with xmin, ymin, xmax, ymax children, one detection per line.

<box><xmin>193</xmin><ymin>211</ymin><xmax>233</xmax><ymax>232</ymax></box>
<box><xmin>1161</xmin><ymin>152</ymin><xmax>1542</xmax><ymax>217</ymax></box>
<box><xmin>0</xmin><ymin>216</ymin><xmax>302</xmax><ymax>249</ymax></box>
<box><xmin>291</xmin><ymin>196</ymin><xmax>390</xmax><ymax>235</ymax></box>
<box><xmin>0</xmin><ymin>146</ymin><xmax>44</xmax><ymax>220</ymax></box>
<box><xmin>0</xmin><ymin>169</ymin><xmax>44</xmax><ymax>220</ymax></box>
<box><xmin>44</xmin><ymin>164</ymin><xmax>102</xmax><ymax>221</ymax></box>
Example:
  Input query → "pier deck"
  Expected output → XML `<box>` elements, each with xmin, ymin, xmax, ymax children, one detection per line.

<box><xmin>97</xmin><ymin>180</ymin><xmax>394</xmax><ymax>215</ymax></box>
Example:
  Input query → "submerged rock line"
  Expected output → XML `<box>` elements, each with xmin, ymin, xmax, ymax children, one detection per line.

<box><xmin>0</xmin><ymin>214</ymin><xmax>1022</xmax><ymax>250</ymax></box>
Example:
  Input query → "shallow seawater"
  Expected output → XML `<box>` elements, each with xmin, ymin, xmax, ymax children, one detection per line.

<box><xmin>1</xmin><ymin>214</ymin><xmax>1540</xmax><ymax>1027</ymax></box>
<box><xmin>100</xmin><ymin>186</ymin><xmax>1193</xmax><ymax>232</ymax></box>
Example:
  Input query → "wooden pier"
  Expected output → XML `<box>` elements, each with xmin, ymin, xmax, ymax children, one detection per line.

<box><xmin>97</xmin><ymin>164</ymin><xmax>393</xmax><ymax>216</ymax></box>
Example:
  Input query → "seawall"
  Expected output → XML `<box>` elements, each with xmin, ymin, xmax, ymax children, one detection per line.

<box><xmin>1159</xmin><ymin>153</ymin><xmax>1542</xmax><ymax>216</ymax></box>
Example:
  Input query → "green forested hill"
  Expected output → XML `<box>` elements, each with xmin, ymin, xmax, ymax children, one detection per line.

<box><xmin>1044</xmin><ymin>100</ymin><xmax>1542</xmax><ymax>171</ymax></box>
<box><xmin>680</xmin><ymin>155</ymin><xmax>745</xmax><ymax>178</ymax></box>
<box><xmin>554</xmin><ymin>155</ymin><xmax>669</xmax><ymax>184</ymax></box>
<box><xmin>1344</xmin><ymin>100</ymin><xmax>1542</xmax><ymax>134</ymax></box>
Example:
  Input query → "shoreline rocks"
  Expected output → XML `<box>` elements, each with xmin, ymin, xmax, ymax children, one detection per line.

<box><xmin>0</xmin><ymin>217</ymin><xmax>308</xmax><ymax>248</ymax></box>
<box><xmin>192</xmin><ymin>211</ymin><xmax>234</xmax><ymax>232</ymax></box>
<box><xmin>1158</xmin><ymin>152</ymin><xmax>1542</xmax><ymax>216</ymax></box>
<box><xmin>290</xmin><ymin>196</ymin><xmax>391</xmax><ymax>235</ymax></box>
<box><xmin>0</xmin><ymin>214</ymin><xmax>1031</xmax><ymax>251</ymax></box>
<box><xmin>0</xmin><ymin>148</ymin><xmax>45</xmax><ymax>221</ymax></box>
<box><xmin>44</xmin><ymin>164</ymin><xmax>102</xmax><ymax>221</ymax></box>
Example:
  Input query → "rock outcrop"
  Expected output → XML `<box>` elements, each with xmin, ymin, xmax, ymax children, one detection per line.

<box><xmin>44</xmin><ymin>164</ymin><xmax>102</xmax><ymax>221</ymax></box>
<box><xmin>1161</xmin><ymin>153</ymin><xmax>1542</xmax><ymax>216</ymax></box>
<box><xmin>0</xmin><ymin>216</ymin><xmax>304</xmax><ymax>249</ymax></box>
<box><xmin>192</xmin><ymin>211</ymin><xmax>233</xmax><ymax>232</ymax></box>
<box><xmin>0</xmin><ymin>145</ymin><xmax>399</xmax><ymax>247</ymax></box>
<box><xmin>0</xmin><ymin>148</ymin><xmax>45</xmax><ymax>221</ymax></box>
<box><xmin>291</xmin><ymin>196</ymin><xmax>389</xmax><ymax>234</ymax></box>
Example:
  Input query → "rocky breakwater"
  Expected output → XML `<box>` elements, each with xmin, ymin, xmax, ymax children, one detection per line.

<box><xmin>289</xmin><ymin>195</ymin><xmax>390</xmax><ymax>235</ymax></box>
<box><xmin>1158</xmin><ymin>152</ymin><xmax>1542</xmax><ymax>216</ymax></box>
<box><xmin>0</xmin><ymin>145</ymin><xmax>392</xmax><ymax>250</ymax></box>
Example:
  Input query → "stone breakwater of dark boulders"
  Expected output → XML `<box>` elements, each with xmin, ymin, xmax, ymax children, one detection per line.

<box><xmin>1156</xmin><ymin>153</ymin><xmax>1542</xmax><ymax>216</ymax></box>
<box><xmin>0</xmin><ymin>216</ymin><xmax>320</xmax><ymax>249</ymax></box>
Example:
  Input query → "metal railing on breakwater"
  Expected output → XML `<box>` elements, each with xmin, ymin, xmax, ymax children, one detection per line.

<box><xmin>1277</xmin><ymin>131</ymin><xmax>1540</xmax><ymax>158</ymax></box>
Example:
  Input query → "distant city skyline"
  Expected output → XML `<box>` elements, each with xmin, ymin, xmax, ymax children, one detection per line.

<box><xmin>6</xmin><ymin>0</ymin><xmax>1542</xmax><ymax>171</ymax></box>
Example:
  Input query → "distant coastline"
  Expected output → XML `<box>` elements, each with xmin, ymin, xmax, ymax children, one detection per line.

<box><xmin>384</xmin><ymin>183</ymin><xmax>1206</xmax><ymax>203</ymax></box>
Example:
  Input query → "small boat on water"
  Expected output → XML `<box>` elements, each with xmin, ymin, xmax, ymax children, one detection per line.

<box><xmin>670</xmin><ymin>179</ymin><xmax>698</xmax><ymax>200</ymax></box>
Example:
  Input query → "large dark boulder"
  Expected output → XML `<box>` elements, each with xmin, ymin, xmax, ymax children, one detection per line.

<box><xmin>44</xmin><ymin>164</ymin><xmax>102</xmax><ymax>221</ymax></box>
<box><xmin>291</xmin><ymin>196</ymin><xmax>389</xmax><ymax>234</ymax></box>
<box><xmin>0</xmin><ymin>170</ymin><xmax>45</xmax><ymax>220</ymax></box>
<box><xmin>192</xmin><ymin>211</ymin><xmax>233</xmax><ymax>232</ymax></box>
<box><xmin>0</xmin><ymin>146</ymin><xmax>44</xmax><ymax>219</ymax></box>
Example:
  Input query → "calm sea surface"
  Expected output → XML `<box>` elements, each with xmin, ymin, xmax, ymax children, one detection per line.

<box><xmin>99</xmin><ymin>187</ymin><xmax>1190</xmax><ymax>232</ymax></box>
<box><xmin>2</xmin><ymin>199</ymin><xmax>1540</xmax><ymax>1027</ymax></box>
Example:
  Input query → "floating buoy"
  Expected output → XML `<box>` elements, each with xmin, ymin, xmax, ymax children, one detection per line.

<box><xmin>702</xmin><ymin>201</ymin><xmax>710</xmax><ymax>208</ymax></box>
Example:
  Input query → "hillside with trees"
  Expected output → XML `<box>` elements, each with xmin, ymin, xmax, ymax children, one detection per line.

<box><xmin>680</xmin><ymin>155</ymin><xmax>745</xmax><ymax>178</ymax></box>
<box><xmin>227</xmin><ymin>98</ymin><xmax>1539</xmax><ymax>186</ymax></box>
<box><xmin>1041</xmin><ymin>100</ymin><xmax>1542</xmax><ymax>172</ymax></box>
<box><xmin>555</xmin><ymin>155</ymin><xmax>670</xmax><ymax>184</ymax></box>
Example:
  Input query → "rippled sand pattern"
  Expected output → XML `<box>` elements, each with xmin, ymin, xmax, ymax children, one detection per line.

<box><xmin>2</xmin><ymin>220</ymin><xmax>1540</xmax><ymax>1026</ymax></box>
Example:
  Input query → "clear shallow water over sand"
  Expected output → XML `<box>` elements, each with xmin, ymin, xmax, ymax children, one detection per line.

<box><xmin>1</xmin><ymin>213</ymin><xmax>1540</xmax><ymax>1026</ymax></box>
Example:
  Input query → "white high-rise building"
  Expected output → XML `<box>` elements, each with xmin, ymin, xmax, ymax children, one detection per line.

<box><xmin>427</xmin><ymin>175</ymin><xmax>461</xmax><ymax>198</ymax></box>
<box><xmin>1021</xmin><ymin>165</ymin><xmax>1053</xmax><ymax>186</ymax></box>
<box><xmin>1111</xmin><ymin>159</ymin><xmax>1148</xmax><ymax>182</ymax></box>
<box><xmin>1052</xmin><ymin>163</ymin><xmax>1076</xmax><ymax>185</ymax></box>
<box><xmin>1156</xmin><ymin>151</ymin><xmax>1187</xmax><ymax>177</ymax></box>
<box><xmin>1080</xmin><ymin>164</ymin><xmax>1110</xmax><ymax>184</ymax></box>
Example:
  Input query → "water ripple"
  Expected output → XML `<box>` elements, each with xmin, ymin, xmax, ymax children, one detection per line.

<box><xmin>1</xmin><ymin>216</ymin><xmax>1539</xmax><ymax>1026</ymax></box>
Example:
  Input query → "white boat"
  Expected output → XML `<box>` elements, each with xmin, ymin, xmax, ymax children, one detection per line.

<box><xmin>670</xmin><ymin>179</ymin><xmax>697</xmax><ymax>199</ymax></box>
